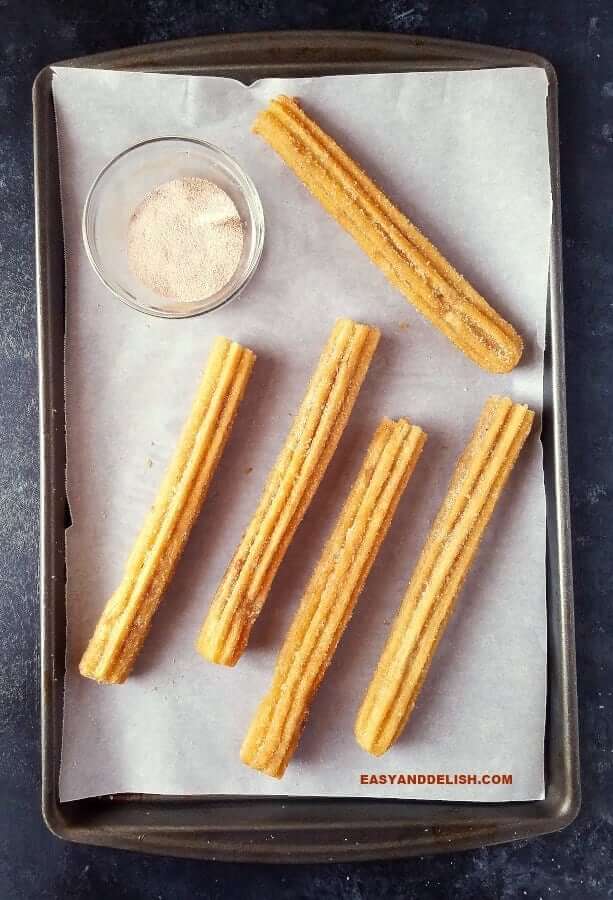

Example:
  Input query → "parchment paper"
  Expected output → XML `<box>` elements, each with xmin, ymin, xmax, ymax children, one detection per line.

<box><xmin>52</xmin><ymin>67</ymin><xmax>551</xmax><ymax>802</ymax></box>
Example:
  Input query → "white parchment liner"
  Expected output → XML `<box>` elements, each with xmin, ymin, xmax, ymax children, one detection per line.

<box><xmin>52</xmin><ymin>67</ymin><xmax>551</xmax><ymax>801</ymax></box>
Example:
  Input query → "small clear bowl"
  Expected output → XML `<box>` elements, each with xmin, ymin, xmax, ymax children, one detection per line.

<box><xmin>82</xmin><ymin>137</ymin><xmax>265</xmax><ymax>318</ymax></box>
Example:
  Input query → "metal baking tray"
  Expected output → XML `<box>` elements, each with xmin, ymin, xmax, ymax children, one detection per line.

<box><xmin>35</xmin><ymin>31</ymin><xmax>580</xmax><ymax>862</ymax></box>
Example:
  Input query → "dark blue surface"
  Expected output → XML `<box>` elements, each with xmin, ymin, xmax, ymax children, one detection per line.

<box><xmin>1</xmin><ymin>1</ymin><xmax>612</xmax><ymax>897</ymax></box>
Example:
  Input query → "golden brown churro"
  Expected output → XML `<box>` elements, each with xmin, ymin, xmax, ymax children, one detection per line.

<box><xmin>355</xmin><ymin>396</ymin><xmax>534</xmax><ymax>756</ymax></box>
<box><xmin>79</xmin><ymin>337</ymin><xmax>255</xmax><ymax>684</ymax></box>
<box><xmin>197</xmin><ymin>318</ymin><xmax>380</xmax><ymax>667</ymax></box>
<box><xmin>253</xmin><ymin>96</ymin><xmax>523</xmax><ymax>374</ymax></box>
<box><xmin>241</xmin><ymin>418</ymin><xmax>427</xmax><ymax>778</ymax></box>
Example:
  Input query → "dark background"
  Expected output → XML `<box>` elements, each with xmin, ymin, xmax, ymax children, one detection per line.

<box><xmin>2</xmin><ymin>0</ymin><xmax>611</xmax><ymax>897</ymax></box>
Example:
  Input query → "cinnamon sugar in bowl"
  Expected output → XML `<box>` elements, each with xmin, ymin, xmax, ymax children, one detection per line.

<box><xmin>82</xmin><ymin>137</ymin><xmax>265</xmax><ymax>318</ymax></box>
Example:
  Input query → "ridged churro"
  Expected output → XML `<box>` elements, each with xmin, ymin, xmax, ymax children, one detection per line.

<box><xmin>355</xmin><ymin>396</ymin><xmax>534</xmax><ymax>756</ymax></box>
<box><xmin>241</xmin><ymin>418</ymin><xmax>427</xmax><ymax>778</ymax></box>
<box><xmin>253</xmin><ymin>96</ymin><xmax>523</xmax><ymax>374</ymax></box>
<box><xmin>197</xmin><ymin>318</ymin><xmax>380</xmax><ymax>667</ymax></box>
<box><xmin>79</xmin><ymin>337</ymin><xmax>255</xmax><ymax>684</ymax></box>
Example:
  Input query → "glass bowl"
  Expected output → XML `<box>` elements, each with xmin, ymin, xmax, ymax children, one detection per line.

<box><xmin>82</xmin><ymin>137</ymin><xmax>265</xmax><ymax>318</ymax></box>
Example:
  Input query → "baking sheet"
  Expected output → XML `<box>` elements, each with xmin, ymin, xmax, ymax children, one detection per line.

<box><xmin>52</xmin><ymin>66</ymin><xmax>551</xmax><ymax>802</ymax></box>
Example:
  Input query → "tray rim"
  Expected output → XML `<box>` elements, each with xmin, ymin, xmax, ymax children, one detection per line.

<box><xmin>35</xmin><ymin>29</ymin><xmax>580</xmax><ymax>863</ymax></box>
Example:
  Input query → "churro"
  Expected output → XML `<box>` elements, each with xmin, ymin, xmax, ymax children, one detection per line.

<box><xmin>197</xmin><ymin>318</ymin><xmax>380</xmax><ymax>667</ymax></box>
<box><xmin>241</xmin><ymin>418</ymin><xmax>427</xmax><ymax>778</ymax></box>
<box><xmin>253</xmin><ymin>96</ymin><xmax>523</xmax><ymax>374</ymax></box>
<box><xmin>355</xmin><ymin>396</ymin><xmax>534</xmax><ymax>756</ymax></box>
<box><xmin>79</xmin><ymin>337</ymin><xmax>255</xmax><ymax>684</ymax></box>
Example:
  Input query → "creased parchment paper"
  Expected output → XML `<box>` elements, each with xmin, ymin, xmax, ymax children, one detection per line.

<box><xmin>53</xmin><ymin>67</ymin><xmax>551</xmax><ymax>801</ymax></box>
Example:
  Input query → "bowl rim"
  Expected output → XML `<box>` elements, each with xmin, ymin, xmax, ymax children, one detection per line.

<box><xmin>81</xmin><ymin>135</ymin><xmax>265</xmax><ymax>318</ymax></box>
